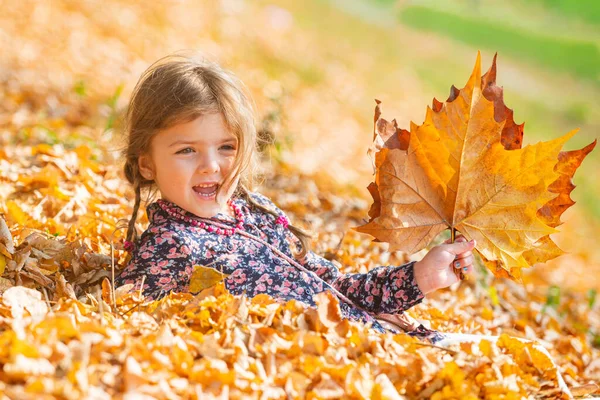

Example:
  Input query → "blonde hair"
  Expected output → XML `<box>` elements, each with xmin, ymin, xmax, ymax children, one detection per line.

<box><xmin>121</xmin><ymin>51</ymin><xmax>310</xmax><ymax>258</ymax></box>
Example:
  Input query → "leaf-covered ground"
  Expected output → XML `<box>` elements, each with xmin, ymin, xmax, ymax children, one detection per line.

<box><xmin>1</xmin><ymin>139</ymin><xmax>600</xmax><ymax>398</ymax></box>
<box><xmin>1</xmin><ymin>1</ymin><xmax>599</xmax><ymax>398</ymax></box>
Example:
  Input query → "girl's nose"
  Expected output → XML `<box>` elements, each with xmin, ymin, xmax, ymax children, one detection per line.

<box><xmin>197</xmin><ymin>152</ymin><xmax>219</xmax><ymax>174</ymax></box>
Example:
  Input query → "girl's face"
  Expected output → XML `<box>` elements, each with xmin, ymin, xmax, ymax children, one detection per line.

<box><xmin>138</xmin><ymin>113</ymin><xmax>239</xmax><ymax>218</ymax></box>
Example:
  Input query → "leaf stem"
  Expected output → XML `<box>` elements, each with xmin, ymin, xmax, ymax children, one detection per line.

<box><xmin>450</xmin><ymin>227</ymin><xmax>465</xmax><ymax>281</ymax></box>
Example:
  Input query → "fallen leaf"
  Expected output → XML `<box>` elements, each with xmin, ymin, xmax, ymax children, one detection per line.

<box><xmin>0</xmin><ymin>216</ymin><xmax>14</xmax><ymax>253</ymax></box>
<box><xmin>314</xmin><ymin>290</ymin><xmax>343</xmax><ymax>329</ymax></box>
<box><xmin>189</xmin><ymin>264</ymin><xmax>230</xmax><ymax>294</ymax></box>
<box><xmin>497</xmin><ymin>334</ymin><xmax>557</xmax><ymax>381</ymax></box>
<box><xmin>0</xmin><ymin>254</ymin><xmax>6</xmax><ymax>276</ymax></box>
<box><xmin>101</xmin><ymin>277</ymin><xmax>113</xmax><ymax>305</ymax></box>
<box><xmin>570</xmin><ymin>383</ymin><xmax>599</xmax><ymax>397</ymax></box>
<box><xmin>54</xmin><ymin>272</ymin><xmax>77</xmax><ymax>301</ymax></box>
<box><xmin>2</xmin><ymin>286</ymin><xmax>49</xmax><ymax>323</ymax></box>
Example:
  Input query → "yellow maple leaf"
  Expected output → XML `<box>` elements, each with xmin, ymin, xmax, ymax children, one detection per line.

<box><xmin>189</xmin><ymin>264</ymin><xmax>230</xmax><ymax>294</ymax></box>
<box><xmin>357</xmin><ymin>52</ymin><xmax>596</xmax><ymax>281</ymax></box>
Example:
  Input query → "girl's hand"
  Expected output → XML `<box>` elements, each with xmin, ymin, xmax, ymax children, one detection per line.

<box><xmin>413</xmin><ymin>235</ymin><xmax>476</xmax><ymax>295</ymax></box>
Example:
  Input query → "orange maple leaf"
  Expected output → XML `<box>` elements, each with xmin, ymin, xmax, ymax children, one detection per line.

<box><xmin>357</xmin><ymin>52</ymin><xmax>596</xmax><ymax>281</ymax></box>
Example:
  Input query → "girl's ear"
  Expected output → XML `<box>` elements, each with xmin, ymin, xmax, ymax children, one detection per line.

<box><xmin>138</xmin><ymin>154</ymin><xmax>155</xmax><ymax>180</ymax></box>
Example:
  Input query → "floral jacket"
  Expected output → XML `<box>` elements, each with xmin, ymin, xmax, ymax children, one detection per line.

<box><xmin>115</xmin><ymin>192</ymin><xmax>443</xmax><ymax>341</ymax></box>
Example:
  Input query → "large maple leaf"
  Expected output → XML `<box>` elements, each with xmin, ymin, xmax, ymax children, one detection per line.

<box><xmin>357</xmin><ymin>52</ymin><xmax>596</xmax><ymax>281</ymax></box>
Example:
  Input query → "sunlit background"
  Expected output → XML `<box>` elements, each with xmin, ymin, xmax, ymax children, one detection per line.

<box><xmin>1</xmin><ymin>0</ymin><xmax>598</xmax><ymax>291</ymax></box>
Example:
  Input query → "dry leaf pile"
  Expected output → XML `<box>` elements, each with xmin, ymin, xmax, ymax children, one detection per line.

<box><xmin>1</xmin><ymin>138</ymin><xmax>599</xmax><ymax>398</ymax></box>
<box><xmin>0</xmin><ymin>275</ymin><xmax>597</xmax><ymax>399</ymax></box>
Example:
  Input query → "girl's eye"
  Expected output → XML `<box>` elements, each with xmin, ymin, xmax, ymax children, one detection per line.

<box><xmin>220</xmin><ymin>145</ymin><xmax>236</xmax><ymax>151</ymax></box>
<box><xmin>177</xmin><ymin>148</ymin><xmax>194</xmax><ymax>154</ymax></box>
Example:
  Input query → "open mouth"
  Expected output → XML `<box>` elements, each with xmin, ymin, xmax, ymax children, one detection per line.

<box><xmin>192</xmin><ymin>183</ymin><xmax>218</xmax><ymax>199</ymax></box>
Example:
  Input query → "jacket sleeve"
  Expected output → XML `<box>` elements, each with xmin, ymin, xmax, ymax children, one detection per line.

<box><xmin>301</xmin><ymin>250</ymin><xmax>425</xmax><ymax>314</ymax></box>
<box><xmin>249</xmin><ymin>190</ymin><xmax>426</xmax><ymax>314</ymax></box>
<box><xmin>114</xmin><ymin>227</ymin><xmax>193</xmax><ymax>301</ymax></box>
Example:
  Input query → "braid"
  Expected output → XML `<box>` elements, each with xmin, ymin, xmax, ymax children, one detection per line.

<box><xmin>124</xmin><ymin>182</ymin><xmax>142</xmax><ymax>252</ymax></box>
<box><xmin>287</xmin><ymin>225</ymin><xmax>312</xmax><ymax>260</ymax></box>
<box><xmin>237</xmin><ymin>185</ymin><xmax>312</xmax><ymax>259</ymax></box>
<box><xmin>123</xmin><ymin>156</ymin><xmax>154</xmax><ymax>252</ymax></box>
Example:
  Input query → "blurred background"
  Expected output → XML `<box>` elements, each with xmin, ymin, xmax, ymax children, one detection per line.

<box><xmin>1</xmin><ymin>0</ymin><xmax>598</xmax><ymax>291</ymax></box>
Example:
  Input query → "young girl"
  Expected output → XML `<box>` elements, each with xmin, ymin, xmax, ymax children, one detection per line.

<box><xmin>115</xmin><ymin>52</ymin><xmax>476</xmax><ymax>344</ymax></box>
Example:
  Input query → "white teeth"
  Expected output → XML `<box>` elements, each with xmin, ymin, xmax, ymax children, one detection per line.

<box><xmin>195</xmin><ymin>191</ymin><xmax>216</xmax><ymax>197</ymax></box>
<box><xmin>193</xmin><ymin>184</ymin><xmax>218</xmax><ymax>198</ymax></box>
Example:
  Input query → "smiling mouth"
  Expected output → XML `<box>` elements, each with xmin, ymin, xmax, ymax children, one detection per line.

<box><xmin>193</xmin><ymin>184</ymin><xmax>218</xmax><ymax>198</ymax></box>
